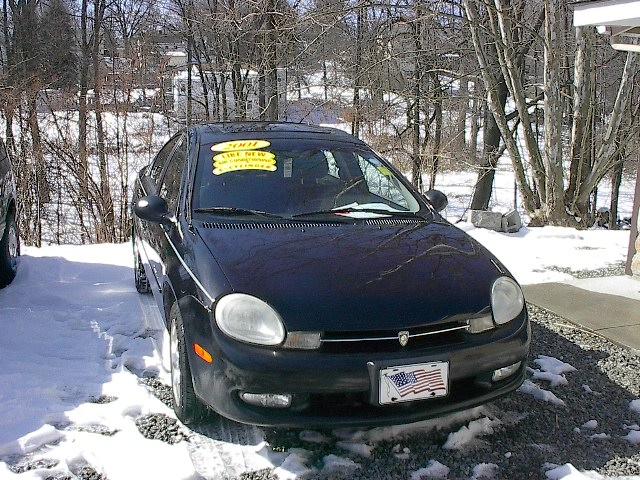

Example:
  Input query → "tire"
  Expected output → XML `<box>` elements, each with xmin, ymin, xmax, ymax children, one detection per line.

<box><xmin>169</xmin><ymin>303</ymin><xmax>209</xmax><ymax>425</ymax></box>
<box><xmin>0</xmin><ymin>213</ymin><xmax>19</xmax><ymax>288</ymax></box>
<box><xmin>134</xmin><ymin>249</ymin><xmax>151</xmax><ymax>294</ymax></box>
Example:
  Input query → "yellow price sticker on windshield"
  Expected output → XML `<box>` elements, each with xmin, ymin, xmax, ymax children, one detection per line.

<box><xmin>378</xmin><ymin>166</ymin><xmax>392</xmax><ymax>177</ymax></box>
<box><xmin>213</xmin><ymin>150</ymin><xmax>277</xmax><ymax>175</ymax></box>
<box><xmin>214</xmin><ymin>150</ymin><xmax>275</xmax><ymax>163</ymax></box>
<box><xmin>211</xmin><ymin>140</ymin><xmax>271</xmax><ymax>152</ymax></box>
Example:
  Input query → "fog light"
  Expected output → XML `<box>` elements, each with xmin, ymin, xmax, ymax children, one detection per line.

<box><xmin>240</xmin><ymin>393</ymin><xmax>292</xmax><ymax>408</ymax></box>
<box><xmin>492</xmin><ymin>362</ymin><xmax>521</xmax><ymax>382</ymax></box>
<box><xmin>468</xmin><ymin>315</ymin><xmax>495</xmax><ymax>334</ymax></box>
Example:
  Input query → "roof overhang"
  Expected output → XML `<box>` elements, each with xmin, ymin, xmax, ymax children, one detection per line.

<box><xmin>574</xmin><ymin>0</ymin><xmax>640</xmax><ymax>52</ymax></box>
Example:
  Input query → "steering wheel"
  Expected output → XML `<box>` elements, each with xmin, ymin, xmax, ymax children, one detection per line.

<box><xmin>333</xmin><ymin>177</ymin><xmax>366</xmax><ymax>207</ymax></box>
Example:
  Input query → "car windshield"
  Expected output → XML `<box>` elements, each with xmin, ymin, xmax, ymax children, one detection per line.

<box><xmin>193</xmin><ymin>138</ymin><xmax>423</xmax><ymax>218</ymax></box>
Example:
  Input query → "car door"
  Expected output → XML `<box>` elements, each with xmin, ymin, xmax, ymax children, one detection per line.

<box><xmin>135</xmin><ymin>134</ymin><xmax>181</xmax><ymax>295</ymax></box>
<box><xmin>150</xmin><ymin>134</ymin><xmax>188</xmax><ymax>312</ymax></box>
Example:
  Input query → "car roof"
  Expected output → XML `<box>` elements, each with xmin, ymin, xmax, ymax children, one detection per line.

<box><xmin>192</xmin><ymin>121</ymin><xmax>366</xmax><ymax>146</ymax></box>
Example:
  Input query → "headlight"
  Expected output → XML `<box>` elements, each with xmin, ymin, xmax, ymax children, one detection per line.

<box><xmin>491</xmin><ymin>277</ymin><xmax>524</xmax><ymax>324</ymax></box>
<box><xmin>215</xmin><ymin>293</ymin><xmax>286</xmax><ymax>346</ymax></box>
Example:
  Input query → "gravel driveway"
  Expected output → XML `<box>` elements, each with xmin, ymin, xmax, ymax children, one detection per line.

<box><xmin>136</xmin><ymin>302</ymin><xmax>640</xmax><ymax>480</ymax></box>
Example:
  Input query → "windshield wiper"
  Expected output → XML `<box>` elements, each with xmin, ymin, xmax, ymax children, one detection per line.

<box><xmin>193</xmin><ymin>207</ymin><xmax>285</xmax><ymax>219</ymax></box>
<box><xmin>292</xmin><ymin>207</ymin><xmax>428</xmax><ymax>219</ymax></box>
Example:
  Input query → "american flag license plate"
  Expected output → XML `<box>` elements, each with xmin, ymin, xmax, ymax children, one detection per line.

<box><xmin>379</xmin><ymin>361</ymin><xmax>449</xmax><ymax>405</ymax></box>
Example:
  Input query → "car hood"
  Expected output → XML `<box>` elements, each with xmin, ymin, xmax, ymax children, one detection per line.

<box><xmin>196</xmin><ymin>220</ymin><xmax>503</xmax><ymax>332</ymax></box>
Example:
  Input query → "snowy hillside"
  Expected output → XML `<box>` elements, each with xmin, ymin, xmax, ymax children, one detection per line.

<box><xmin>0</xmin><ymin>225</ymin><xmax>638</xmax><ymax>479</ymax></box>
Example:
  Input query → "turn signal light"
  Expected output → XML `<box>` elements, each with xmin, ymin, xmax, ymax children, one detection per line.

<box><xmin>194</xmin><ymin>343</ymin><xmax>213</xmax><ymax>363</ymax></box>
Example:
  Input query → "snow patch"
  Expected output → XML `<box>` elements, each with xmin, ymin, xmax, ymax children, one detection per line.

<box><xmin>442</xmin><ymin>417</ymin><xmax>499</xmax><ymax>450</ymax></box>
<box><xmin>517</xmin><ymin>380</ymin><xmax>566</xmax><ymax>406</ymax></box>
<box><xmin>0</xmin><ymin>424</ymin><xmax>64</xmax><ymax>457</ymax></box>
<box><xmin>630</xmin><ymin>399</ymin><xmax>640</xmax><ymax>415</ymax></box>
<box><xmin>528</xmin><ymin>368</ymin><xmax>569</xmax><ymax>388</ymax></box>
<box><xmin>544</xmin><ymin>462</ymin><xmax>616</xmax><ymax>479</ymax></box>
<box><xmin>273</xmin><ymin>449</ymin><xmax>316</xmax><ymax>480</ymax></box>
<box><xmin>581</xmin><ymin>420</ymin><xmax>597</xmax><ymax>430</ymax></box>
<box><xmin>335</xmin><ymin>441</ymin><xmax>373</xmax><ymax>457</ymax></box>
<box><xmin>622</xmin><ymin>430</ymin><xmax>640</xmax><ymax>445</ymax></box>
<box><xmin>411</xmin><ymin>460</ymin><xmax>450</xmax><ymax>479</ymax></box>
<box><xmin>335</xmin><ymin>407</ymin><xmax>486</xmax><ymax>444</ymax></box>
<box><xmin>321</xmin><ymin>454</ymin><xmax>360</xmax><ymax>473</ymax></box>
<box><xmin>471</xmin><ymin>462</ymin><xmax>499</xmax><ymax>479</ymax></box>
<box><xmin>534</xmin><ymin>356</ymin><xmax>577</xmax><ymax>376</ymax></box>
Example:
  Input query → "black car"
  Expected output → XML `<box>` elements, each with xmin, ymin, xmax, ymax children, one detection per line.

<box><xmin>132</xmin><ymin>122</ymin><xmax>530</xmax><ymax>427</ymax></box>
<box><xmin>0</xmin><ymin>139</ymin><xmax>19</xmax><ymax>288</ymax></box>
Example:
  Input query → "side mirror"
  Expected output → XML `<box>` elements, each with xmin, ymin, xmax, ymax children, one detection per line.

<box><xmin>133</xmin><ymin>195</ymin><xmax>173</xmax><ymax>227</ymax></box>
<box><xmin>424</xmin><ymin>189</ymin><xmax>448</xmax><ymax>213</ymax></box>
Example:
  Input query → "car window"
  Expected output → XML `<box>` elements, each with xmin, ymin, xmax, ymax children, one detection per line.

<box><xmin>357</xmin><ymin>154</ymin><xmax>410</xmax><ymax>209</ymax></box>
<box><xmin>193</xmin><ymin>138</ymin><xmax>421</xmax><ymax>217</ymax></box>
<box><xmin>159</xmin><ymin>136</ymin><xmax>187</xmax><ymax>214</ymax></box>
<box><xmin>149</xmin><ymin>135</ymin><xmax>179</xmax><ymax>186</ymax></box>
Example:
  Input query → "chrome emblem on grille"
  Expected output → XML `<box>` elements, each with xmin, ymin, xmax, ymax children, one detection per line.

<box><xmin>398</xmin><ymin>331</ymin><xmax>409</xmax><ymax>346</ymax></box>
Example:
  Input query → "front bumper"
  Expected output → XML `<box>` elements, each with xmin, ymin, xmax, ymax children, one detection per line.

<box><xmin>187</xmin><ymin>310</ymin><xmax>530</xmax><ymax>428</ymax></box>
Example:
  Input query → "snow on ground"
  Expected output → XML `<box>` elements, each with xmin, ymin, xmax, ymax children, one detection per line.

<box><xmin>564</xmin><ymin>276</ymin><xmax>640</xmax><ymax>301</ymax></box>
<box><xmin>0</xmin><ymin>200</ymin><xmax>639</xmax><ymax>478</ymax></box>
<box><xmin>0</xmin><ymin>244</ymin><xmax>197</xmax><ymax>479</ymax></box>
<box><xmin>463</xmin><ymin>224</ymin><xmax>629</xmax><ymax>285</ymax></box>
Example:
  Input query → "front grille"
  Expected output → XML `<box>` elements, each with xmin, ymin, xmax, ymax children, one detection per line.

<box><xmin>320</xmin><ymin>321</ymin><xmax>468</xmax><ymax>353</ymax></box>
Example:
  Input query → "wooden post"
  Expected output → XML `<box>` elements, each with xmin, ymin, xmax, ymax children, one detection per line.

<box><xmin>625</xmin><ymin>163</ymin><xmax>640</xmax><ymax>275</ymax></box>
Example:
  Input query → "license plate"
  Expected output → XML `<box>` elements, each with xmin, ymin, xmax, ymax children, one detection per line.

<box><xmin>379</xmin><ymin>361</ymin><xmax>449</xmax><ymax>405</ymax></box>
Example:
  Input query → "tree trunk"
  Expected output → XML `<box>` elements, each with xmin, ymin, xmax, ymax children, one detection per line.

<box><xmin>265</xmin><ymin>0</ymin><xmax>279</xmax><ymax>121</ymax></box>
<box><xmin>470</xmin><ymin>78</ymin><xmax>508</xmax><ymax>210</ymax></box>
<box><xmin>575</xmin><ymin>52</ymin><xmax>639</xmax><ymax>207</ymax></box>
<box><xmin>429</xmin><ymin>75</ymin><xmax>443</xmax><ymax>191</ymax></box>
<box><xmin>78</xmin><ymin>0</ymin><xmax>89</xmax><ymax>241</ymax></box>
<box><xmin>566</xmin><ymin>26</ymin><xmax>594</xmax><ymax>215</ymax></box>
<box><xmin>468</xmin><ymin>85</ymin><xmax>481</xmax><ymax>165</ymax></box>
<box><xmin>542</xmin><ymin>0</ymin><xmax>567</xmax><ymax>223</ymax></box>
<box><xmin>456</xmin><ymin>78</ymin><xmax>468</xmax><ymax>153</ymax></box>
<box><xmin>610</xmin><ymin>159</ymin><xmax>623</xmax><ymax>230</ymax></box>
<box><xmin>410</xmin><ymin>4</ymin><xmax>422</xmax><ymax>191</ymax></box>
<box><xmin>27</xmin><ymin>94</ymin><xmax>46</xmax><ymax>247</ymax></box>
<box><xmin>92</xmin><ymin>0</ymin><xmax>115</xmax><ymax>243</ymax></box>
<box><xmin>351</xmin><ymin>3</ymin><xmax>364</xmax><ymax>137</ymax></box>
<box><xmin>464</xmin><ymin>0</ymin><xmax>537</xmax><ymax>214</ymax></box>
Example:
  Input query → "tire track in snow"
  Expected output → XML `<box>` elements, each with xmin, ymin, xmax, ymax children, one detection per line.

<box><xmin>187</xmin><ymin>417</ymin><xmax>270</xmax><ymax>479</ymax></box>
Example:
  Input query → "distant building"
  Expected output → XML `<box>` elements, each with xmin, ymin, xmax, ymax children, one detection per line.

<box><xmin>170</xmin><ymin>68</ymin><xmax>287</xmax><ymax>120</ymax></box>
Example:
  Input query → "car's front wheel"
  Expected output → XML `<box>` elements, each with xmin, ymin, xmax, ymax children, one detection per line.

<box><xmin>0</xmin><ymin>213</ymin><xmax>19</xmax><ymax>288</ymax></box>
<box><xmin>169</xmin><ymin>303</ymin><xmax>209</xmax><ymax>425</ymax></box>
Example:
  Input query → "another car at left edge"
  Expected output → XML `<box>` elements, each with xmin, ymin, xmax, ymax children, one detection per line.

<box><xmin>0</xmin><ymin>138</ymin><xmax>19</xmax><ymax>288</ymax></box>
